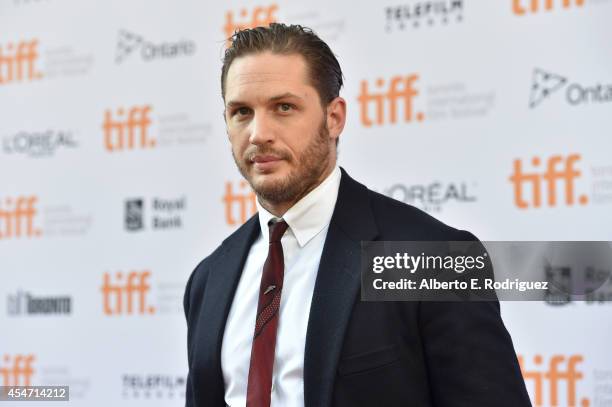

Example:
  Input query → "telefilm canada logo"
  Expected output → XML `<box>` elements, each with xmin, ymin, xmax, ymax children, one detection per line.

<box><xmin>115</xmin><ymin>30</ymin><xmax>196</xmax><ymax>64</ymax></box>
<box><xmin>122</xmin><ymin>374</ymin><xmax>186</xmax><ymax>400</ymax></box>
<box><xmin>529</xmin><ymin>68</ymin><xmax>612</xmax><ymax>108</ymax></box>
<box><xmin>385</xmin><ymin>0</ymin><xmax>463</xmax><ymax>31</ymax></box>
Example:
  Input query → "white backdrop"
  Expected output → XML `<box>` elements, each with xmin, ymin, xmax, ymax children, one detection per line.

<box><xmin>2</xmin><ymin>0</ymin><xmax>612</xmax><ymax>406</ymax></box>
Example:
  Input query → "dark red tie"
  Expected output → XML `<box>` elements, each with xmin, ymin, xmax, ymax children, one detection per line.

<box><xmin>246</xmin><ymin>220</ymin><xmax>289</xmax><ymax>407</ymax></box>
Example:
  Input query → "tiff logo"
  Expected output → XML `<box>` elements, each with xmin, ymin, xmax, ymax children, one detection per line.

<box><xmin>0</xmin><ymin>355</ymin><xmax>35</xmax><ymax>386</ymax></box>
<box><xmin>509</xmin><ymin>154</ymin><xmax>588</xmax><ymax>209</ymax></box>
<box><xmin>0</xmin><ymin>40</ymin><xmax>43</xmax><ymax>85</ymax></box>
<box><xmin>103</xmin><ymin>106</ymin><xmax>155</xmax><ymax>151</ymax></box>
<box><xmin>101</xmin><ymin>271</ymin><xmax>155</xmax><ymax>315</ymax></box>
<box><xmin>224</xmin><ymin>4</ymin><xmax>278</xmax><ymax>43</ymax></box>
<box><xmin>0</xmin><ymin>196</ymin><xmax>41</xmax><ymax>239</ymax></box>
<box><xmin>224</xmin><ymin>180</ymin><xmax>257</xmax><ymax>226</ymax></box>
<box><xmin>513</xmin><ymin>0</ymin><xmax>584</xmax><ymax>15</ymax></box>
<box><xmin>519</xmin><ymin>354</ymin><xmax>588</xmax><ymax>407</ymax></box>
<box><xmin>358</xmin><ymin>75</ymin><xmax>424</xmax><ymax>127</ymax></box>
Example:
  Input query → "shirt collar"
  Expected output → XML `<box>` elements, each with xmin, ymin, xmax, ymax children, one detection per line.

<box><xmin>256</xmin><ymin>166</ymin><xmax>341</xmax><ymax>247</ymax></box>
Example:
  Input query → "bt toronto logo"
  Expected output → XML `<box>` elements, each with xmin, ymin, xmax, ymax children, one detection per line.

<box><xmin>101</xmin><ymin>271</ymin><xmax>155</xmax><ymax>316</ymax></box>
<box><xmin>103</xmin><ymin>105</ymin><xmax>155</xmax><ymax>152</ymax></box>
<box><xmin>115</xmin><ymin>30</ymin><xmax>196</xmax><ymax>64</ymax></box>
<box><xmin>519</xmin><ymin>354</ymin><xmax>588</xmax><ymax>407</ymax></box>
<box><xmin>358</xmin><ymin>74</ymin><xmax>425</xmax><ymax>127</ymax></box>
<box><xmin>513</xmin><ymin>0</ymin><xmax>584</xmax><ymax>16</ymax></box>
<box><xmin>529</xmin><ymin>68</ymin><xmax>612</xmax><ymax>108</ymax></box>
<box><xmin>385</xmin><ymin>1</ymin><xmax>463</xmax><ymax>31</ymax></box>
<box><xmin>509</xmin><ymin>154</ymin><xmax>588</xmax><ymax>209</ymax></box>
<box><xmin>0</xmin><ymin>196</ymin><xmax>41</xmax><ymax>239</ymax></box>
<box><xmin>2</xmin><ymin>130</ymin><xmax>77</xmax><ymax>158</ymax></box>
<box><xmin>0</xmin><ymin>355</ymin><xmax>35</xmax><ymax>386</ymax></box>
<box><xmin>224</xmin><ymin>4</ymin><xmax>278</xmax><ymax>43</ymax></box>
<box><xmin>0</xmin><ymin>39</ymin><xmax>43</xmax><ymax>85</ymax></box>
<box><xmin>7</xmin><ymin>291</ymin><xmax>72</xmax><ymax>316</ymax></box>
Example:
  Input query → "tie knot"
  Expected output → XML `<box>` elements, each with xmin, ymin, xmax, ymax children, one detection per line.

<box><xmin>268</xmin><ymin>220</ymin><xmax>288</xmax><ymax>243</ymax></box>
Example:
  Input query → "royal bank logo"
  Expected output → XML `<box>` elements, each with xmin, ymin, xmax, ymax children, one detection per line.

<box><xmin>115</xmin><ymin>30</ymin><xmax>196</xmax><ymax>64</ymax></box>
<box><xmin>529</xmin><ymin>68</ymin><xmax>612</xmax><ymax>108</ymax></box>
<box><xmin>124</xmin><ymin>197</ymin><xmax>185</xmax><ymax>232</ymax></box>
<box><xmin>125</xmin><ymin>199</ymin><xmax>144</xmax><ymax>231</ymax></box>
<box><xmin>7</xmin><ymin>290</ymin><xmax>72</xmax><ymax>316</ymax></box>
<box><xmin>385</xmin><ymin>0</ymin><xmax>463</xmax><ymax>31</ymax></box>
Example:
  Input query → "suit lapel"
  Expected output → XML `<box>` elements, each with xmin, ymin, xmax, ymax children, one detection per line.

<box><xmin>304</xmin><ymin>168</ymin><xmax>378</xmax><ymax>407</ymax></box>
<box><xmin>196</xmin><ymin>215</ymin><xmax>261</xmax><ymax>404</ymax></box>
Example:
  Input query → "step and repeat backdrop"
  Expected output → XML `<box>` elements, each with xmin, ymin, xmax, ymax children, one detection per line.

<box><xmin>2</xmin><ymin>0</ymin><xmax>612</xmax><ymax>406</ymax></box>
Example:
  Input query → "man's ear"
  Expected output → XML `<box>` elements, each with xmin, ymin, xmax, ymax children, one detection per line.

<box><xmin>326</xmin><ymin>96</ymin><xmax>346</xmax><ymax>142</ymax></box>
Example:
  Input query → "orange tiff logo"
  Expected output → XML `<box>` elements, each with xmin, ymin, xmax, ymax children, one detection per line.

<box><xmin>0</xmin><ymin>40</ymin><xmax>43</xmax><ymax>85</ymax></box>
<box><xmin>224</xmin><ymin>4</ymin><xmax>278</xmax><ymax>42</ymax></box>
<box><xmin>513</xmin><ymin>0</ymin><xmax>584</xmax><ymax>15</ymax></box>
<box><xmin>519</xmin><ymin>354</ymin><xmax>589</xmax><ymax>407</ymax></box>
<box><xmin>0</xmin><ymin>355</ymin><xmax>35</xmax><ymax>386</ymax></box>
<box><xmin>103</xmin><ymin>106</ymin><xmax>155</xmax><ymax>152</ymax></box>
<box><xmin>0</xmin><ymin>196</ymin><xmax>42</xmax><ymax>240</ymax></box>
<box><xmin>509</xmin><ymin>154</ymin><xmax>588</xmax><ymax>209</ymax></box>
<box><xmin>358</xmin><ymin>75</ymin><xmax>425</xmax><ymax>127</ymax></box>
<box><xmin>101</xmin><ymin>271</ymin><xmax>156</xmax><ymax>315</ymax></box>
<box><xmin>224</xmin><ymin>180</ymin><xmax>257</xmax><ymax>226</ymax></box>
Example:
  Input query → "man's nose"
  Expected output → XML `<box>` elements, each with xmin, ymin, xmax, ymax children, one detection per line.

<box><xmin>248</xmin><ymin>113</ymin><xmax>276</xmax><ymax>145</ymax></box>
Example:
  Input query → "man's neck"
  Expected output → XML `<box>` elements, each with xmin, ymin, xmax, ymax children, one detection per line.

<box><xmin>258</xmin><ymin>163</ymin><xmax>336</xmax><ymax>217</ymax></box>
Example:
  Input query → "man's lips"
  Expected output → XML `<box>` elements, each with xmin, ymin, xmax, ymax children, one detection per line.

<box><xmin>250</xmin><ymin>155</ymin><xmax>284</xmax><ymax>171</ymax></box>
<box><xmin>251</xmin><ymin>155</ymin><xmax>281</xmax><ymax>163</ymax></box>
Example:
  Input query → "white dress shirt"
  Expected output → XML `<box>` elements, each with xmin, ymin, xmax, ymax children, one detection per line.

<box><xmin>221</xmin><ymin>166</ymin><xmax>341</xmax><ymax>407</ymax></box>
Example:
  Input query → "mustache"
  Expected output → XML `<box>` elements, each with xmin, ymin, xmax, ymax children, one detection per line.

<box><xmin>243</xmin><ymin>147</ymin><xmax>292</xmax><ymax>162</ymax></box>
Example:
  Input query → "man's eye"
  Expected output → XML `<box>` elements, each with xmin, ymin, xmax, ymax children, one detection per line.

<box><xmin>278</xmin><ymin>103</ymin><xmax>293</xmax><ymax>112</ymax></box>
<box><xmin>234</xmin><ymin>107</ymin><xmax>251</xmax><ymax>117</ymax></box>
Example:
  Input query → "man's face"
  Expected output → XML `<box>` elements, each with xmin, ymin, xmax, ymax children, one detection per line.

<box><xmin>224</xmin><ymin>52</ymin><xmax>336</xmax><ymax>205</ymax></box>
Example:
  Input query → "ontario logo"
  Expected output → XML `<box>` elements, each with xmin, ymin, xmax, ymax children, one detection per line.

<box><xmin>529</xmin><ymin>68</ymin><xmax>612</xmax><ymax>108</ymax></box>
<box><xmin>115</xmin><ymin>30</ymin><xmax>196</xmax><ymax>64</ymax></box>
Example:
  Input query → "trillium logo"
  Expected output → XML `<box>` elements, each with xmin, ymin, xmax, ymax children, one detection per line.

<box><xmin>529</xmin><ymin>68</ymin><xmax>567</xmax><ymax>108</ymax></box>
<box><xmin>529</xmin><ymin>68</ymin><xmax>612</xmax><ymax>108</ymax></box>
<box><xmin>114</xmin><ymin>29</ymin><xmax>196</xmax><ymax>64</ymax></box>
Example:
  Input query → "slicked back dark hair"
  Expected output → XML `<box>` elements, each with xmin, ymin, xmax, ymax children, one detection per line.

<box><xmin>221</xmin><ymin>23</ymin><xmax>343</xmax><ymax>107</ymax></box>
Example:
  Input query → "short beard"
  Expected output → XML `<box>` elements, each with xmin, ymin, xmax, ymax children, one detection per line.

<box><xmin>233</xmin><ymin>119</ymin><xmax>332</xmax><ymax>206</ymax></box>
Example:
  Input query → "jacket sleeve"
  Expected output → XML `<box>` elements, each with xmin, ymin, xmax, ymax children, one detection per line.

<box><xmin>418</xmin><ymin>231</ymin><xmax>532</xmax><ymax>406</ymax></box>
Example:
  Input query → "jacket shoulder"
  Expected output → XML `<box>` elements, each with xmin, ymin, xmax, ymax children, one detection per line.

<box><xmin>366</xmin><ymin>188</ymin><xmax>476</xmax><ymax>241</ymax></box>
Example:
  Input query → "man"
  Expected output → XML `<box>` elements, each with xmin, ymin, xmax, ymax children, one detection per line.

<box><xmin>184</xmin><ymin>23</ymin><xmax>532</xmax><ymax>407</ymax></box>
